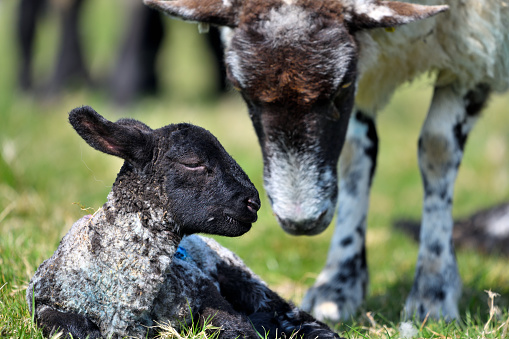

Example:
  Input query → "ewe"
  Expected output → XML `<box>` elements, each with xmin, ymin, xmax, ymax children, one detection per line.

<box><xmin>144</xmin><ymin>0</ymin><xmax>509</xmax><ymax>321</ymax></box>
<box><xmin>27</xmin><ymin>106</ymin><xmax>340</xmax><ymax>339</ymax></box>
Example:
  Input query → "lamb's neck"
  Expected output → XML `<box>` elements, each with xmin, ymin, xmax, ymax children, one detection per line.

<box><xmin>78</xmin><ymin>205</ymin><xmax>183</xmax><ymax>337</ymax></box>
<box><xmin>109</xmin><ymin>167</ymin><xmax>182</xmax><ymax>234</ymax></box>
<box><xmin>85</xmin><ymin>195</ymin><xmax>182</xmax><ymax>276</ymax></box>
<box><xmin>93</xmin><ymin>168</ymin><xmax>186</xmax><ymax>265</ymax></box>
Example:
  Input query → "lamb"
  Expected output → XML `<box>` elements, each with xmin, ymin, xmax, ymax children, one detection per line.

<box><xmin>27</xmin><ymin>105</ymin><xmax>340</xmax><ymax>339</ymax></box>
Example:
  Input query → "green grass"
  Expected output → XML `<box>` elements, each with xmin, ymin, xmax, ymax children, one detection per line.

<box><xmin>1</xmin><ymin>1</ymin><xmax>509</xmax><ymax>338</ymax></box>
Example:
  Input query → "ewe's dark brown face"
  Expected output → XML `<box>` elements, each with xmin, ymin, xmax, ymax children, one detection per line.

<box><xmin>227</xmin><ymin>2</ymin><xmax>356</xmax><ymax>106</ymax></box>
<box><xmin>224</xmin><ymin>3</ymin><xmax>357</xmax><ymax>234</ymax></box>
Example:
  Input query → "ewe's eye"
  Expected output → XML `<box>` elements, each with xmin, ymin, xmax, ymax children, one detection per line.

<box><xmin>226</xmin><ymin>71</ymin><xmax>242</xmax><ymax>92</ymax></box>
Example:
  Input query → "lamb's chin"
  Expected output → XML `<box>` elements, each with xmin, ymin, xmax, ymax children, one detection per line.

<box><xmin>221</xmin><ymin>215</ymin><xmax>252</xmax><ymax>236</ymax></box>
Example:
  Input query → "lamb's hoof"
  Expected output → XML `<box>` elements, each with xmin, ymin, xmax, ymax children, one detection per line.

<box><xmin>304</xmin><ymin>330</ymin><xmax>344</xmax><ymax>339</ymax></box>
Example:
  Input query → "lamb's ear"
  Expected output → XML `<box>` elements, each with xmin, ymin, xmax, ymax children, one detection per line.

<box><xmin>69</xmin><ymin>106</ymin><xmax>154</xmax><ymax>168</ymax></box>
<box><xmin>345</xmin><ymin>1</ymin><xmax>448</xmax><ymax>30</ymax></box>
<box><xmin>144</xmin><ymin>0</ymin><xmax>239</xmax><ymax>27</ymax></box>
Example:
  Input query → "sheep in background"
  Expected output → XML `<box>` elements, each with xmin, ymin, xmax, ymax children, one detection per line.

<box><xmin>16</xmin><ymin>0</ymin><xmax>226</xmax><ymax>103</ymax></box>
<box><xmin>17</xmin><ymin>0</ymin><xmax>90</xmax><ymax>93</ymax></box>
<box><xmin>144</xmin><ymin>0</ymin><xmax>509</xmax><ymax>322</ymax></box>
<box><xmin>396</xmin><ymin>203</ymin><xmax>509</xmax><ymax>256</ymax></box>
<box><xmin>27</xmin><ymin>106</ymin><xmax>340</xmax><ymax>339</ymax></box>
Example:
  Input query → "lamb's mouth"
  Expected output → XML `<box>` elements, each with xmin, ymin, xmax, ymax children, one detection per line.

<box><xmin>224</xmin><ymin>213</ymin><xmax>257</xmax><ymax>227</ymax></box>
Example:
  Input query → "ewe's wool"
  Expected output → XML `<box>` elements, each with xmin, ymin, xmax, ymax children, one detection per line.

<box><xmin>356</xmin><ymin>0</ymin><xmax>509</xmax><ymax>114</ymax></box>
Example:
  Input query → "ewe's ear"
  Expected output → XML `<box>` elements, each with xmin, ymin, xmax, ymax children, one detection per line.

<box><xmin>69</xmin><ymin>106</ymin><xmax>154</xmax><ymax>168</ymax></box>
<box><xmin>345</xmin><ymin>0</ymin><xmax>448</xmax><ymax>30</ymax></box>
<box><xmin>144</xmin><ymin>0</ymin><xmax>239</xmax><ymax>27</ymax></box>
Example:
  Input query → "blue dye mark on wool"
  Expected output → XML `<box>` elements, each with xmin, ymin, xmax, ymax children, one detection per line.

<box><xmin>175</xmin><ymin>246</ymin><xmax>190</xmax><ymax>261</ymax></box>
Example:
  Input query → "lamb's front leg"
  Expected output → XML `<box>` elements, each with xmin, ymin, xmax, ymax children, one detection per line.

<box><xmin>302</xmin><ymin>111</ymin><xmax>378</xmax><ymax>322</ymax></box>
<box><xmin>183</xmin><ymin>236</ymin><xmax>340</xmax><ymax>337</ymax></box>
<box><xmin>197</xmin><ymin>280</ymin><xmax>260</xmax><ymax>339</ymax></box>
<box><xmin>34</xmin><ymin>305</ymin><xmax>102</xmax><ymax>339</ymax></box>
<box><xmin>405</xmin><ymin>84</ymin><xmax>489</xmax><ymax>320</ymax></box>
<box><xmin>214</xmin><ymin>258</ymin><xmax>340</xmax><ymax>338</ymax></box>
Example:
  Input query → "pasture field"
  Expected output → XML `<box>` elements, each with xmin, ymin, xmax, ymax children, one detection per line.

<box><xmin>1</xmin><ymin>1</ymin><xmax>508</xmax><ymax>338</ymax></box>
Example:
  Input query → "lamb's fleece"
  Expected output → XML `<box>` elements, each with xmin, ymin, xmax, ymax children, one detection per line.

<box><xmin>27</xmin><ymin>206</ymin><xmax>275</xmax><ymax>338</ymax></box>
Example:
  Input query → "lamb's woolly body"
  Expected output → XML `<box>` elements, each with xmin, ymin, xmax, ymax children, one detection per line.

<box><xmin>27</xmin><ymin>206</ymin><xmax>274</xmax><ymax>338</ymax></box>
<box><xmin>356</xmin><ymin>0</ymin><xmax>509</xmax><ymax>113</ymax></box>
<box><xmin>27</xmin><ymin>202</ymin><xmax>187</xmax><ymax>338</ymax></box>
<box><xmin>28</xmin><ymin>201</ymin><xmax>330</xmax><ymax>338</ymax></box>
<box><xmin>179</xmin><ymin>235</ymin><xmax>274</xmax><ymax>311</ymax></box>
<box><xmin>28</xmin><ymin>107</ymin><xmax>340</xmax><ymax>339</ymax></box>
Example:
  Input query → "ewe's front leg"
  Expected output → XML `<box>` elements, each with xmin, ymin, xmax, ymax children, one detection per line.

<box><xmin>405</xmin><ymin>84</ymin><xmax>489</xmax><ymax>320</ymax></box>
<box><xmin>302</xmin><ymin>111</ymin><xmax>378</xmax><ymax>322</ymax></box>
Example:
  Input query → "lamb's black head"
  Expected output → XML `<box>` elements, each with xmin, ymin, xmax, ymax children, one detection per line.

<box><xmin>69</xmin><ymin>105</ymin><xmax>260</xmax><ymax>237</ymax></box>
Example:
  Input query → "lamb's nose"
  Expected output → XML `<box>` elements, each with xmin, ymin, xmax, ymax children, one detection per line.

<box><xmin>247</xmin><ymin>197</ymin><xmax>261</xmax><ymax>214</ymax></box>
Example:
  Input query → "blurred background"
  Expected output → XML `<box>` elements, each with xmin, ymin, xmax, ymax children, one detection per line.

<box><xmin>1</xmin><ymin>0</ymin><xmax>509</xmax><ymax>334</ymax></box>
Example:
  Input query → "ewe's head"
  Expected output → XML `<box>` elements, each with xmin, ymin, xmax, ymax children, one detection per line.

<box><xmin>69</xmin><ymin>106</ymin><xmax>260</xmax><ymax>237</ymax></box>
<box><xmin>145</xmin><ymin>0</ymin><xmax>447</xmax><ymax>235</ymax></box>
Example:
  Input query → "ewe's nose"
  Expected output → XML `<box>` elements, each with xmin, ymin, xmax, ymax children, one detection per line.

<box><xmin>275</xmin><ymin>208</ymin><xmax>330</xmax><ymax>235</ymax></box>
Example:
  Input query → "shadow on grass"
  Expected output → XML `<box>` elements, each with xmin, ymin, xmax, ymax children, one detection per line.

<box><xmin>336</xmin><ymin>267</ymin><xmax>509</xmax><ymax>330</ymax></box>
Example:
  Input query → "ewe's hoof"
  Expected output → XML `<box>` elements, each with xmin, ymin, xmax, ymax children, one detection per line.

<box><xmin>404</xmin><ymin>292</ymin><xmax>460</xmax><ymax>321</ymax></box>
<box><xmin>404</xmin><ymin>274</ymin><xmax>461</xmax><ymax>321</ymax></box>
<box><xmin>305</xmin><ymin>300</ymin><xmax>343</xmax><ymax>323</ymax></box>
<box><xmin>301</xmin><ymin>259</ymin><xmax>367</xmax><ymax>322</ymax></box>
<box><xmin>301</xmin><ymin>283</ymin><xmax>363</xmax><ymax>322</ymax></box>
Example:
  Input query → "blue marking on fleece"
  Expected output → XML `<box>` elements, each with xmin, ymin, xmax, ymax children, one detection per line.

<box><xmin>175</xmin><ymin>246</ymin><xmax>190</xmax><ymax>261</ymax></box>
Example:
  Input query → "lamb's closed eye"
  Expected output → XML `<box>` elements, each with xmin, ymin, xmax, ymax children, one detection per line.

<box><xmin>177</xmin><ymin>158</ymin><xmax>208</xmax><ymax>172</ymax></box>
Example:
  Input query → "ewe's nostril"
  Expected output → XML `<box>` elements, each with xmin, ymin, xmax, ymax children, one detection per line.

<box><xmin>247</xmin><ymin>198</ymin><xmax>261</xmax><ymax>213</ymax></box>
<box><xmin>317</xmin><ymin>209</ymin><xmax>327</xmax><ymax>224</ymax></box>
